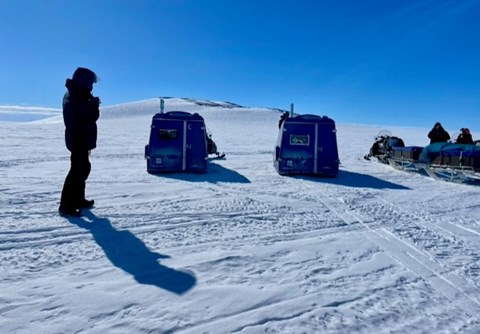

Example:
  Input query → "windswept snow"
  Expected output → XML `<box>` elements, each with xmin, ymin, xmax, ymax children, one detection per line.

<box><xmin>1</xmin><ymin>98</ymin><xmax>480</xmax><ymax>333</ymax></box>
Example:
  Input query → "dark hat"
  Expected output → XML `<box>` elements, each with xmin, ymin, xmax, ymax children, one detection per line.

<box><xmin>72</xmin><ymin>67</ymin><xmax>98</xmax><ymax>84</ymax></box>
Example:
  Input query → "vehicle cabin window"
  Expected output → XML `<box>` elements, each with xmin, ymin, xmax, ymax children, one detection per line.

<box><xmin>290</xmin><ymin>134</ymin><xmax>309</xmax><ymax>146</ymax></box>
<box><xmin>158</xmin><ymin>129</ymin><xmax>178</xmax><ymax>140</ymax></box>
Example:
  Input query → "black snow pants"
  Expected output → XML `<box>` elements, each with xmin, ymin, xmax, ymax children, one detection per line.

<box><xmin>60</xmin><ymin>150</ymin><xmax>91</xmax><ymax>208</ymax></box>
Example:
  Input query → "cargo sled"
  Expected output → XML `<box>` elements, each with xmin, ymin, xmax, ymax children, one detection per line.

<box><xmin>388</xmin><ymin>143</ymin><xmax>480</xmax><ymax>184</ymax></box>
<box><xmin>365</xmin><ymin>130</ymin><xmax>480</xmax><ymax>184</ymax></box>
<box><xmin>274</xmin><ymin>114</ymin><xmax>339</xmax><ymax>176</ymax></box>
<box><xmin>145</xmin><ymin>111</ymin><xmax>208</xmax><ymax>173</ymax></box>
<box><xmin>388</xmin><ymin>146</ymin><xmax>424</xmax><ymax>172</ymax></box>
<box><xmin>414</xmin><ymin>143</ymin><xmax>480</xmax><ymax>183</ymax></box>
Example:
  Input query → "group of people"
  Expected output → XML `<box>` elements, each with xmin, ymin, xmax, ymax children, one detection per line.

<box><xmin>428</xmin><ymin>122</ymin><xmax>475</xmax><ymax>145</ymax></box>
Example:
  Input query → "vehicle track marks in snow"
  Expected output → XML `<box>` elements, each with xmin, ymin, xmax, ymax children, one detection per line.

<box><xmin>298</xmin><ymin>181</ymin><xmax>480</xmax><ymax>319</ymax></box>
<box><xmin>344</xmin><ymin>193</ymin><xmax>480</xmax><ymax>287</ymax></box>
<box><xmin>377</xmin><ymin>197</ymin><xmax>480</xmax><ymax>240</ymax></box>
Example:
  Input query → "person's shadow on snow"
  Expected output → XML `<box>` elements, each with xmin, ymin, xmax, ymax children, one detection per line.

<box><xmin>67</xmin><ymin>211</ymin><xmax>196</xmax><ymax>294</ymax></box>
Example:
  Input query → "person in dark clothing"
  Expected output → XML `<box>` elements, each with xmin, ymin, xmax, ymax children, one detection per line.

<box><xmin>428</xmin><ymin>122</ymin><xmax>450</xmax><ymax>144</ymax></box>
<box><xmin>456</xmin><ymin>128</ymin><xmax>474</xmax><ymax>144</ymax></box>
<box><xmin>278</xmin><ymin>112</ymin><xmax>289</xmax><ymax>128</ymax></box>
<box><xmin>59</xmin><ymin>67</ymin><xmax>100</xmax><ymax>217</ymax></box>
<box><xmin>206</xmin><ymin>133</ymin><xmax>218</xmax><ymax>155</ymax></box>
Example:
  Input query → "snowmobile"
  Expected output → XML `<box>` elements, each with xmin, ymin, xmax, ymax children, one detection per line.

<box><xmin>206</xmin><ymin>132</ymin><xmax>225</xmax><ymax>160</ymax></box>
<box><xmin>363</xmin><ymin>130</ymin><xmax>405</xmax><ymax>164</ymax></box>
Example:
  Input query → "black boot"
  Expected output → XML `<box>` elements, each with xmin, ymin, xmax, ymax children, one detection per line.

<box><xmin>59</xmin><ymin>205</ymin><xmax>81</xmax><ymax>217</ymax></box>
<box><xmin>77</xmin><ymin>199</ymin><xmax>94</xmax><ymax>209</ymax></box>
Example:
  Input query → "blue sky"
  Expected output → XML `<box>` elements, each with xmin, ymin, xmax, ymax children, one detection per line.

<box><xmin>1</xmin><ymin>0</ymin><xmax>479</xmax><ymax>129</ymax></box>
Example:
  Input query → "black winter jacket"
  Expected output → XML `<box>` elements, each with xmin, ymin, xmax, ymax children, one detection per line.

<box><xmin>456</xmin><ymin>133</ymin><xmax>474</xmax><ymax>144</ymax></box>
<box><xmin>63</xmin><ymin>79</ymin><xmax>100</xmax><ymax>151</ymax></box>
<box><xmin>428</xmin><ymin>126</ymin><xmax>450</xmax><ymax>144</ymax></box>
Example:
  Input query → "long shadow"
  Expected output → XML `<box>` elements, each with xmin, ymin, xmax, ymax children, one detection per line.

<box><xmin>295</xmin><ymin>170</ymin><xmax>410</xmax><ymax>190</ymax></box>
<box><xmin>68</xmin><ymin>211</ymin><xmax>196</xmax><ymax>294</ymax></box>
<box><xmin>152</xmin><ymin>161</ymin><xmax>251</xmax><ymax>184</ymax></box>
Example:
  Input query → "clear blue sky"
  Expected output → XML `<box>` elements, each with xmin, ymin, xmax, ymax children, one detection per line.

<box><xmin>1</xmin><ymin>0</ymin><xmax>479</xmax><ymax>129</ymax></box>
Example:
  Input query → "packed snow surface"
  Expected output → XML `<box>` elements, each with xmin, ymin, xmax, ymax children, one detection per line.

<box><xmin>1</xmin><ymin>98</ymin><xmax>480</xmax><ymax>333</ymax></box>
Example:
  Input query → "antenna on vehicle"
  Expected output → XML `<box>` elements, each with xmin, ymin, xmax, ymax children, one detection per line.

<box><xmin>159</xmin><ymin>98</ymin><xmax>165</xmax><ymax>114</ymax></box>
<box><xmin>290</xmin><ymin>103</ymin><xmax>294</xmax><ymax>117</ymax></box>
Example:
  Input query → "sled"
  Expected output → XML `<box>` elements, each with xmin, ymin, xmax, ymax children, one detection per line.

<box><xmin>421</xmin><ymin>164</ymin><xmax>480</xmax><ymax>184</ymax></box>
<box><xmin>388</xmin><ymin>144</ymin><xmax>480</xmax><ymax>184</ymax></box>
<box><xmin>421</xmin><ymin>147</ymin><xmax>480</xmax><ymax>184</ymax></box>
<box><xmin>208</xmin><ymin>152</ymin><xmax>226</xmax><ymax>160</ymax></box>
<box><xmin>387</xmin><ymin>146</ymin><xmax>424</xmax><ymax>172</ymax></box>
<box><xmin>389</xmin><ymin>158</ymin><xmax>480</xmax><ymax>184</ymax></box>
<box><xmin>388</xmin><ymin>157</ymin><xmax>420</xmax><ymax>173</ymax></box>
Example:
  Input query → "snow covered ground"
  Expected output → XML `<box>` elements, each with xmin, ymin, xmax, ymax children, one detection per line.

<box><xmin>1</xmin><ymin>98</ymin><xmax>480</xmax><ymax>333</ymax></box>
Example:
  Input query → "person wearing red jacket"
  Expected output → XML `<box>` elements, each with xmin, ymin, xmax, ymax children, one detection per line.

<box><xmin>456</xmin><ymin>128</ymin><xmax>474</xmax><ymax>144</ymax></box>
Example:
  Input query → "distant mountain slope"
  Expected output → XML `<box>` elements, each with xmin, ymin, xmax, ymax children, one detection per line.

<box><xmin>0</xmin><ymin>105</ymin><xmax>61</xmax><ymax>122</ymax></box>
<box><xmin>100</xmin><ymin>97</ymin><xmax>286</xmax><ymax>119</ymax></box>
<box><xmin>1</xmin><ymin>97</ymin><xmax>287</xmax><ymax>123</ymax></box>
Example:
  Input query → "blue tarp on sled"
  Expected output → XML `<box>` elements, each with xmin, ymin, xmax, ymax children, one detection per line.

<box><xmin>420</xmin><ymin>143</ymin><xmax>480</xmax><ymax>161</ymax></box>
<box><xmin>145</xmin><ymin>111</ymin><xmax>208</xmax><ymax>173</ymax></box>
<box><xmin>274</xmin><ymin>114</ymin><xmax>339</xmax><ymax>176</ymax></box>
<box><xmin>419</xmin><ymin>142</ymin><xmax>480</xmax><ymax>172</ymax></box>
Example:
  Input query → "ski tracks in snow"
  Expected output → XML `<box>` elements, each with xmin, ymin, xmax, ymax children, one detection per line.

<box><xmin>293</xmin><ymin>178</ymin><xmax>480</xmax><ymax>320</ymax></box>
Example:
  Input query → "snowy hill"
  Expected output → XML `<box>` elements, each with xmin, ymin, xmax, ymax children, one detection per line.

<box><xmin>0</xmin><ymin>105</ymin><xmax>61</xmax><ymax>122</ymax></box>
<box><xmin>1</xmin><ymin>98</ymin><xmax>480</xmax><ymax>333</ymax></box>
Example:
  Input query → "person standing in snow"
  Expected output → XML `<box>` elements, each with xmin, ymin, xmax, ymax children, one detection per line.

<box><xmin>59</xmin><ymin>67</ymin><xmax>100</xmax><ymax>217</ymax></box>
<box><xmin>428</xmin><ymin>122</ymin><xmax>450</xmax><ymax>144</ymax></box>
<box><xmin>278</xmin><ymin>112</ymin><xmax>289</xmax><ymax>128</ymax></box>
